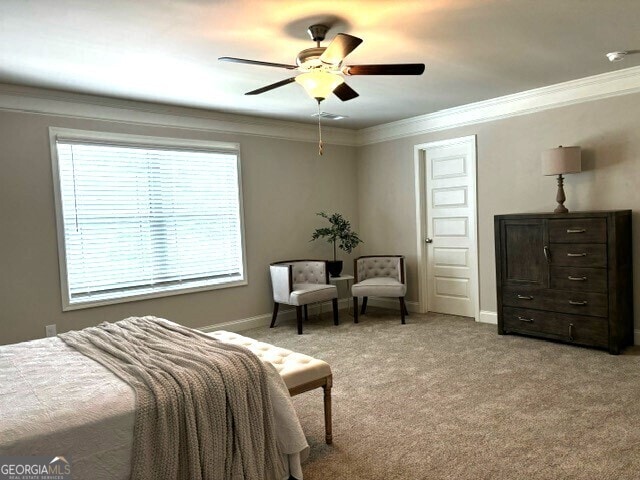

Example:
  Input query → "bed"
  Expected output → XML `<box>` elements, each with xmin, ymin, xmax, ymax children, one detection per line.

<box><xmin>0</xmin><ymin>318</ymin><xmax>309</xmax><ymax>479</ymax></box>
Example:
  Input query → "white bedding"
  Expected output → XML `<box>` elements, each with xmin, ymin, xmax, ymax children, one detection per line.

<box><xmin>0</xmin><ymin>335</ymin><xmax>308</xmax><ymax>479</ymax></box>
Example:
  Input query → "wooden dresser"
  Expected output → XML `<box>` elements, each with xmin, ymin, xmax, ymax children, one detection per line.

<box><xmin>494</xmin><ymin>211</ymin><xmax>633</xmax><ymax>354</ymax></box>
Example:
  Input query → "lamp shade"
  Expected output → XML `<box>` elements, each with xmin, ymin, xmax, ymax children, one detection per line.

<box><xmin>295</xmin><ymin>72</ymin><xmax>344</xmax><ymax>101</ymax></box>
<box><xmin>541</xmin><ymin>146</ymin><xmax>582</xmax><ymax>176</ymax></box>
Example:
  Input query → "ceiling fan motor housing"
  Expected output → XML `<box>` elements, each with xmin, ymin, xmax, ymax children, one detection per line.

<box><xmin>296</xmin><ymin>47</ymin><xmax>333</xmax><ymax>69</ymax></box>
<box><xmin>307</xmin><ymin>24</ymin><xmax>329</xmax><ymax>43</ymax></box>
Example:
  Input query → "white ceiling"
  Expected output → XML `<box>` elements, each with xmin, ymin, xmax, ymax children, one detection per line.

<box><xmin>1</xmin><ymin>0</ymin><xmax>639</xmax><ymax>129</ymax></box>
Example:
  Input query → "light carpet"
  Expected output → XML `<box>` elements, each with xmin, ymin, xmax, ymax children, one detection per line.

<box><xmin>245</xmin><ymin>308</ymin><xmax>640</xmax><ymax>480</ymax></box>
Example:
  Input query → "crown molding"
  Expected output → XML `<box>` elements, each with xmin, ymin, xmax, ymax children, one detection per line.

<box><xmin>0</xmin><ymin>83</ymin><xmax>358</xmax><ymax>146</ymax></box>
<box><xmin>3</xmin><ymin>66</ymin><xmax>640</xmax><ymax>148</ymax></box>
<box><xmin>356</xmin><ymin>66</ymin><xmax>640</xmax><ymax>146</ymax></box>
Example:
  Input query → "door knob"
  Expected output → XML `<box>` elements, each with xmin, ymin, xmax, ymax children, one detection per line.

<box><xmin>425</xmin><ymin>238</ymin><xmax>433</xmax><ymax>243</ymax></box>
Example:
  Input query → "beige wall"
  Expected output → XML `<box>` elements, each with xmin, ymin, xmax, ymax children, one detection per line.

<box><xmin>0</xmin><ymin>109</ymin><xmax>358</xmax><ymax>344</ymax></box>
<box><xmin>3</xmin><ymin>88</ymin><xmax>640</xmax><ymax>345</ymax></box>
<box><xmin>358</xmin><ymin>92</ymin><xmax>640</xmax><ymax>330</ymax></box>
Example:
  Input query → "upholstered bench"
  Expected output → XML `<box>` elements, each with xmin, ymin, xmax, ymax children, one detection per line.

<box><xmin>207</xmin><ymin>330</ymin><xmax>333</xmax><ymax>444</ymax></box>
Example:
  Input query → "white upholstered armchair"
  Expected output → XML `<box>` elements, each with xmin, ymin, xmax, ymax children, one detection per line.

<box><xmin>352</xmin><ymin>255</ymin><xmax>408</xmax><ymax>324</ymax></box>
<box><xmin>270</xmin><ymin>260</ymin><xmax>339</xmax><ymax>335</ymax></box>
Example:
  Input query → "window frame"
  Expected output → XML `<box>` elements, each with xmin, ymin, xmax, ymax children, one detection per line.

<box><xmin>49</xmin><ymin>127</ymin><xmax>248</xmax><ymax>311</ymax></box>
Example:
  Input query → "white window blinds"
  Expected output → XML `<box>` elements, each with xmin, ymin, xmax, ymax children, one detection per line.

<box><xmin>52</xmin><ymin>131</ymin><xmax>245</xmax><ymax>309</ymax></box>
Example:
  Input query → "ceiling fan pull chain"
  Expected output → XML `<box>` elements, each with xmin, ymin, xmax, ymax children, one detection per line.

<box><xmin>317</xmin><ymin>100</ymin><xmax>323</xmax><ymax>156</ymax></box>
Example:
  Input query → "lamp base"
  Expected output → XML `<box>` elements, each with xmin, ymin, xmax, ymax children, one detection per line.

<box><xmin>554</xmin><ymin>204</ymin><xmax>569</xmax><ymax>214</ymax></box>
<box><xmin>553</xmin><ymin>174</ymin><xmax>569</xmax><ymax>214</ymax></box>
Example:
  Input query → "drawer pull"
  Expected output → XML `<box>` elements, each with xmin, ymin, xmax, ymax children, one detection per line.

<box><xmin>518</xmin><ymin>316</ymin><xmax>534</xmax><ymax>323</ymax></box>
<box><xmin>567</xmin><ymin>228</ymin><xmax>586</xmax><ymax>234</ymax></box>
<box><xmin>567</xmin><ymin>252</ymin><xmax>587</xmax><ymax>257</ymax></box>
<box><xmin>543</xmin><ymin>245</ymin><xmax>551</xmax><ymax>263</ymax></box>
<box><xmin>567</xmin><ymin>276</ymin><xmax>587</xmax><ymax>281</ymax></box>
<box><xmin>517</xmin><ymin>295</ymin><xmax>534</xmax><ymax>300</ymax></box>
<box><xmin>569</xmin><ymin>300</ymin><xmax>588</xmax><ymax>306</ymax></box>
<box><xmin>569</xmin><ymin>323</ymin><xmax>574</xmax><ymax>341</ymax></box>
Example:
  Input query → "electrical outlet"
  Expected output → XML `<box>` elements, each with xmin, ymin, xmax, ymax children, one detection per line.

<box><xmin>45</xmin><ymin>324</ymin><xmax>57</xmax><ymax>337</ymax></box>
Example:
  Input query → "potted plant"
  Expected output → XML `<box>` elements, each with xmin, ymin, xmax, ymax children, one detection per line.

<box><xmin>310</xmin><ymin>212</ymin><xmax>363</xmax><ymax>277</ymax></box>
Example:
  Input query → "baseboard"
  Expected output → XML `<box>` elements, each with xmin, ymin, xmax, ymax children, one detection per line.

<box><xmin>362</xmin><ymin>298</ymin><xmax>500</xmax><ymax>318</ymax></box>
<box><xmin>198</xmin><ymin>299</ymin><xmax>351</xmax><ymax>333</ymax></box>
<box><xmin>199</xmin><ymin>312</ymin><xmax>272</xmax><ymax>333</ymax></box>
<box><xmin>366</xmin><ymin>297</ymin><xmax>420</xmax><ymax>312</ymax></box>
<box><xmin>478</xmin><ymin>310</ymin><xmax>498</xmax><ymax>325</ymax></box>
<box><xmin>200</xmin><ymin>306</ymin><xmax>636</xmax><ymax>345</ymax></box>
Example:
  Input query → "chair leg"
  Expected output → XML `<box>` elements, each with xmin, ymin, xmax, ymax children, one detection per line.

<box><xmin>296</xmin><ymin>306</ymin><xmax>303</xmax><ymax>334</ymax></box>
<box><xmin>304</xmin><ymin>304</ymin><xmax>309</xmax><ymax>322</ymax></box>
<box><xmin>270</xmin><ymin>302</ymin><xmax>279</xmax><ymax>328</ymax></box>
<box><xmin>332</xmin><ymin>298</ymin><xmax>339</xmax><ymax>326</ymax></box>
<box><xmin>360</xmin><ymin>296</ymin><xmax>368</xmax><ymax>315</ymax></box>
<box><xmin>399</xmin><ymin>297</ymin><xmax>407</xmax><ymax>325</ymax></box>
<box><xmin>323</xmin><ymin>376</ymin><xmax>333</xmax><ymax>445</ymax></box>
<box><xmin>353</xmin><ymin>297</ymin><xmax>359</xmax><ymax>323</ymax></box>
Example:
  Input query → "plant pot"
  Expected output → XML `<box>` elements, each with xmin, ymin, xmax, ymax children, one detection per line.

<box><xmin>327</xmin><ymin>260</ymin><xmax>343</xmax><ymax>278</ymax></box>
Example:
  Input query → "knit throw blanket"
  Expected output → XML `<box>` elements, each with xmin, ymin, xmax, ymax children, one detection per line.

<box><xmin>59</xmin><ymin>316</ymin><xmax>283</xmax><ymax>480</ymax></box>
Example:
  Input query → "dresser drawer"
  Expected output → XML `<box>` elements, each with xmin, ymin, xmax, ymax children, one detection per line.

<box><xmin>549</xmin><ymin>266</ymin><xmax>607</xmax><ymax>293</ymax></box>
<box><xmin>550</xmin><ymin>244</ymin><xmax>607</xmax><ymax>268</ymax></box>
<box><xmin>502</xmin><ymin>306</ymin><xmax>608</xmax><ymax>348</ymax></box>
<box><xmin>502</xmin><ymin>287</ymin><xmax>608</xmax><ymax>317</ymax></box>
<box><xmin>549</xmin><ymin>218</ymin><xmax>607</xmax><ymax>243</ymax></box>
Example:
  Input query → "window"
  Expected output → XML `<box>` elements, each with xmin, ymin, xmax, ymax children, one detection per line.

<box><xmin>50</xmin><ymin>128</ymin><xmax>246</xmax><ymax>310</ymax></box>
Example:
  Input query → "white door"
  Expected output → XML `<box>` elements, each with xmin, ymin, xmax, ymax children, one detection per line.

<box><xmin>420</xmin><ymin>136</ymin><xmax>478</xmax><ymax>318</ymax></box>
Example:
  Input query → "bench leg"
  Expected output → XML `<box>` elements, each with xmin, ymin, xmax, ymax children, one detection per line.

<box><xmin>353</xmin><ymin>297</ymin><xmax>359</xmax><ymax>323</ymax></box>
<box><xmin>296</xmin><ymin>306</ymin><xmax>303</xmax><ymax>335</ymax></box>
<box><xmin>360</xmin><ymin>296</ymin><xmax>368</xmax><ymax>315</ymax></box>
<box><xmin>332</xmin><ymin>298</ymin><xmax>339</xmax><ymax>326</ymax></box>
<box><xmin>323</xmin><ymin>376</ymin><xmax>333</xmax><ymax>444</ymax></box>
<box><xmin>270</xmin><ymin>302</ymin><xmax>279</xmax><ymax>328</ymax></box>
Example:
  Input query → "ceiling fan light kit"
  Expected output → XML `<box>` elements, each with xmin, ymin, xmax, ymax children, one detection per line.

<box><xmin>219</xmin><ymin>23</ymin><xmax>425</xmax><ymax>153</ymax></box>
<box><xmin>295</xmin><ymin>71</ymin><xmax>344</xmax><ymax>101</ymax></box>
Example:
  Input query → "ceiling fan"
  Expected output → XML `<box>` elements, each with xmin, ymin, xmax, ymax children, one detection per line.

<box><xmin>219</xmin><ymin>24</ymin><xmax>425</xmax><ymax>103</ymax></box>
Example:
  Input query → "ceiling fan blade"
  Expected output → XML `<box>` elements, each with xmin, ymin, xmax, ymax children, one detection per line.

<box><xmin>319</xmin><ymin>33</ymin><xmax>363</xmax><ymax>65</ymax></box>
<box><xmin>245</xmin><ymin>77</ymin><xmax>297</xmax><ymax>95</ymax></box>
<box><xmin>343</xmin><ymin>63</ymin><xmax>426</xmax><ymax>75</ymax></box>
<box><xmin>219</xmin><ymin>56</ymin><xmax>297</xmax><ymax>70</ymax></box>
<box><xmin>333</xmin><ymin>82</ymin><xmax>359</xmax><ymax>101</ymax></box>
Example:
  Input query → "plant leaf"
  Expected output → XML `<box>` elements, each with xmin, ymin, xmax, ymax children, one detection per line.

<box><xmin>310</xmin><ymin>211</ymin><xmax>362</xmax><ymax>253</ymax></box>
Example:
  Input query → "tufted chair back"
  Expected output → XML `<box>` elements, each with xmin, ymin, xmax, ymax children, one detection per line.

<box><xmin>290</xmin><ymin>261</ymin><xmax>328</xmax><ymax>285</ymax></box>
<box><xmin>355</xmin><ymin>256</ymin><xmax>405</xmax><ymax>283</ymax></box>
<box><xmin>270</xmin><ymin>260</ymin><xmax>330</xmax><ymax>303</ymax></box>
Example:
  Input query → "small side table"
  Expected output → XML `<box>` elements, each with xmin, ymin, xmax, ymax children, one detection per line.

<box><xmin>329</xmin><ymin>274</ymin><xmax>354</xmax><ymax>315</ymax></box>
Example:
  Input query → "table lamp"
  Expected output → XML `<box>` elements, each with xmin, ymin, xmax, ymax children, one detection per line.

<box><xmin>541</xmin><ymin>146</ymin><xmax>582</xmax><ymax>213</ymax></box>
